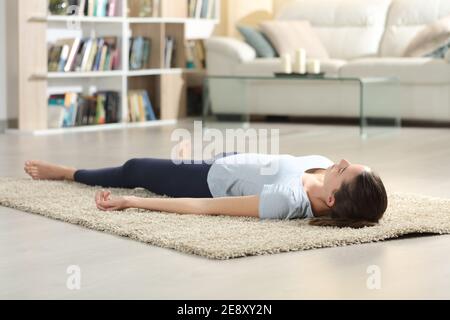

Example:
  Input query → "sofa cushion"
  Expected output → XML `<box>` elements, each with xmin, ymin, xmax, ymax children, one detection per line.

<box><xmin>237</xmin><ymin>26</ymin><xmax>278</xmax><ymax>58</ymax></box>
<box><xmin>380</xmin><ymin>0</ymin><xmax>450</xmax><ymax>57</ymax></box>
<box><xmin>404</xmin><ymin>15</ymin><xmax>450</xmax><ymax>58</ymax></box>
<box><xmin>260</xmin><ymin>21</ymin><xmax>329</xmax><ymax>60</ymax></box>
<box><xmin>428</xmin><ymin>43</ymin><xmax>450</xmax><ymax>59</ymax></box>
<box><xmin>276</xmin><ymin>0</ymin><xmax>392</xmax><ymax>60</ymax></box>
<box><xmin>234</xmin><ymin>58</ymin><xmax>347</xmax><ymax>77</ymax></box>
<box><xmin>339</xmin><ymin>57</ymin><xmax>450</xmax><ymax>84</ymax></box>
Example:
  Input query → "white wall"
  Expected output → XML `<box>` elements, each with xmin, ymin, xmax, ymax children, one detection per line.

<box><xmin>0</xmin><ymin>0</ymin><xmax>6</xmax><ymax>122</ymax></box>
<box><xmin>273</xmin><ymin>0</ymin><xmax>291</xmax><ymax>15</ymax></box>
<box><xmin>215</xmin><ymin>0</ymin><xmax>273</xmax><ymax>37</ymax></box>
<box><xmin>214</xmin><ymin>0</ymin><xmax>293</xmax><ymax>38</ymax></box>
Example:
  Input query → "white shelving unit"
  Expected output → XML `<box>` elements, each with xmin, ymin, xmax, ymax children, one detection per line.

<box><xmin>33</xmin><ymin>15</ymin><xmax>220</xmax><ymax>24</ymax></box>
<box><xmin>10</xmin><ymin>0</ymin><xmax>219</xmax><ymax>133</ymax></box>
<box><xmin>7</xmin><ymin>119</ymin><xmax>178</xmax><ymax>136</ymax></box>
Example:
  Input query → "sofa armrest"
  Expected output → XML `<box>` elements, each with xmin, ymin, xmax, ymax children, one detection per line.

<box><xmin>206</xmin><ymin>37</ymin><xmax>256</xmax><ymax>63</ymax></box>
<box><xmin>205</xmin><ymin>37</ymin><xmax>256</xmax><ymax>75</ymax></box>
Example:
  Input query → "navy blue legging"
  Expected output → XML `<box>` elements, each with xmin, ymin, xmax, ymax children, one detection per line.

<box><xmin>74</xmin><ymin>153</ymin><xmax>237</xmax><ymax>198</ymax></box>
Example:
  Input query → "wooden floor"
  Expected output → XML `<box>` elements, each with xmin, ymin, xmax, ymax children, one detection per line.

<box><xmin>1</xmin><ymin>120</ymin><xmax>450</xmax><ymax>299</ymax></box>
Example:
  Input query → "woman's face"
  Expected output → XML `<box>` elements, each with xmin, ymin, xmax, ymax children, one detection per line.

<box><xmin>323</xmin><ymin>159</ymin><xmax>369</xmax><ymax>206</ymax></box>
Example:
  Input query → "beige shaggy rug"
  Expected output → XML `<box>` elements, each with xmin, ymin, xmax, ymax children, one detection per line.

<box><xmin>1</xmin><ymin>177</ymin><xmax>450</xmax><ymax>260</ymax></box>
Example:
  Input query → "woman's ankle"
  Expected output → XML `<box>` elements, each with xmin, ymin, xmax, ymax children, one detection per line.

<box><xmin>64</xmin><ymin>168</ymin><xmax>77</xmax><ymax>181</ymax></box>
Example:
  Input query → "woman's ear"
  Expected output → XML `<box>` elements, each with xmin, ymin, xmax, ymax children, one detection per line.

<box><xmin>326</xmin><ymin>193</ymin><xmax>335</xmax><ymax>208</ymax></box>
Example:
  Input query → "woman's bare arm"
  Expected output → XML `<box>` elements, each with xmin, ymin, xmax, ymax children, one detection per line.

<box><xmin>95</xmin><ymin>190</ymin><xmax>260</xmax><ymax>218</ymax></box>
<box><xmin>130</xmin><ymin>196</ymin><xmax>260</xmax><ymax>217</ymax></box>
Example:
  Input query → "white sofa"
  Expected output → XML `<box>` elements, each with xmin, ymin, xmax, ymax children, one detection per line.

<box><xmin>205</xmin><ymin>0</ymin><xmax>450</xmax><ymax>121</ymax></box>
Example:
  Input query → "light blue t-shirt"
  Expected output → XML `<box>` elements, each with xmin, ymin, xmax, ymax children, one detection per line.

<box><xmin>207</xmin><ymin>153</ymin><xmax>334</xmax><ymax>220</ymax></box>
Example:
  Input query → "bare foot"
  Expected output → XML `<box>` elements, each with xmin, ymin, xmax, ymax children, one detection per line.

<box><xmin>24</xmin><ymin>160</ymin><xmax>77</xmax><ymax>181</ymax></box>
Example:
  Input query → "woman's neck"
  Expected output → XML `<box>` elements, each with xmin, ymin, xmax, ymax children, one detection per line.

<box><xmin>302</xmin><ymin>171</ymin><xmax>332</xmax><ymax>217</ymax></box>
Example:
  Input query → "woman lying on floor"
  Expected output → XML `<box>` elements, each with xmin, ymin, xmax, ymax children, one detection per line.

<box><xmin>24</xmin><ymin>152</ymin><xmax>388</xmax><ymax>229</ymax></box>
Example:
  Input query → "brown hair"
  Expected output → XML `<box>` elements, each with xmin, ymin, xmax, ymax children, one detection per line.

<box><xmin>309</xmin><ymin>171</ymin><xmax>388</xmax><ymax>229</ymax></box>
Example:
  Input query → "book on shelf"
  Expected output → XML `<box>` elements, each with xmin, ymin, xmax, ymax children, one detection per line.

<box><xmin>48</xmin><ymin>91</ymin><xmax>120</xmax><ymax>128</ymax></box>
<box><xmin>188</xmin><ymin>0</ymin><xmax>217</xmax><ymax>19</ymax></box>
<box><xmin>48</xmin><ymin>0</ymin><xmax>118</xmax><ymax>17</ymax></box>
<box><xmin>78</xmin><ymin>0</ymin><xmax>87</xmax><ymax>16</ymax></box>
<box><xmin>48</xmin><ymin>38</ymin><xmax>75</xmax><ymax>72</ymax></box>
<box><xmin>58</xmin><ymin>45</ymin><xmax>71</xmax><ymax>71</ymax></box>
<box><xmin>48</xmin><ymin>37</ymin><xmax>120</xmax><ymax>72</ymax></box>
<box><xmin>185</xmin><ymin>40</ymin><xmax>206</xmax><ymax>69</ymax></box>
<box><xmin>128</xmin><ymin>0</ymin><xmax>160</xmax><ymax>18</ymax></box>
<box><xmin>129</xmin><ymin>37</ymin><xmax>152</xmax><ymax>70</ymax></box>
<box><xmin>48</xmin><ymin>92</ymin><xmax>78</xmax><ymax>128</ymax></box>
<box><xmin>207</xmin><ymin>0</ymin><xmax>216</xmax><ymax>19</ymax></box>
<box><xmin>96</xmin><ymin>0</ymin><xmax>107</xmax><ymax>17</ymax></box>
<box><xmin>48</xmin><ymin>46</ymin><xmax>62</xmax><ymax>72</ymax></box>
<box><xmin>164</xmin><ymin>36</ymin><xmax>175</xmax><ymax>69</ymax></box>
<box><xmin>64</xmin><ymin>38</ymin><xmax>81</xmax><ymax>72</ymax></box>
<box><xmin>200</xmin><ymin>0</ymin><xmax>209</xmax><ymax>18</ymax></box>
<box><xmin>152</xmin><ymin>0</ymin><xmax>161</xmax><ymax>17</ymax></box>
<box><xmin>128</xmin><ymin>90</ymin><xmax>157</xmax><ymax>122</ymax></box>
<box><xmin>81</xmin><ymin>39</ymin><xmax>95</xmax><ymax>71</ymax></box>
<box><xmin>48</xmin><ymin>106</ymin><xmax>66</xmax><ymax>129</ymax></box>
<box><xmin>48</xmin><ymin>94</ymin><xmax>66</xmax><ymax>128</ymax></box>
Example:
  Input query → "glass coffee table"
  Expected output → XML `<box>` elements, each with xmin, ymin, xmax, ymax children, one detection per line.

<box><xmin>203</xmin><ymin>75</ymin><xmax>401</xmax><ymax>138</ymax></box>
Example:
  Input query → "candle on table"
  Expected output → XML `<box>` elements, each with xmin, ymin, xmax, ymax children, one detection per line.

<box><xmin>281</xmin><ymin>54</ymin><xmax>292</xmax><ymax>74</ymax></box>
<box><xmin>294</xmin><ymin>48</ymin><xmax>306</xmax><ymax>74</ymax></box>
<box><xmin>308</xmin><ymin>59</ymin><xmax>321</xmax><ymax>74</ymax></box>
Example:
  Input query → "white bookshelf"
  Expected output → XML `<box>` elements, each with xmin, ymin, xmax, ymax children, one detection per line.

<box><xmin>128</xmin><ymin>17</ymin><xmax>219</xmax><ymax>24</ymax></box>
<box><xmin>38</xmin><ymin>15</ymin><xmax>126</xmax><ymax>23</ymax></box>
<box><xmin>41</xmin><ymin>71</ymin><xmax>125</xmax><ymax>79</ymax></box>
<box><xmin>7</xmin><ymin>119</ymin><xmax>178</xmax><ymax>136</ymax></box>
<box><xmin>36</xmin><ymin>69</ymin><xmax>186</xmax><ymax>79</ymax></box>
<box><xmin>34</xmin><ymin>15</ymin><xmax>220</xmax><ymax>25</ymax></box>
<box><xmin>11</xmin><ymin>0</ymin><xmax>220</xmax><ymax>133</ymax></box>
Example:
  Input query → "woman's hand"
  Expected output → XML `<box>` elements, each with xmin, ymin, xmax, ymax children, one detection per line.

<box><xmin>95</xmin><ymin>190</ymin><xmax>132</xmax><ymax>212</ymax></box>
